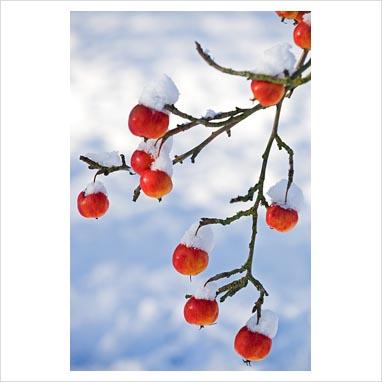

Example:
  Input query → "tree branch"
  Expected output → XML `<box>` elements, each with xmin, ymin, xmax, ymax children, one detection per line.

<box><xmin>195</xmin><ymin>41</ymin><xmax>311</xmax><ymax>88</ymax></box>
<box><xmin>198</xmin><ymin>47</ymin><xmax>310</xmax><ymax>312</ymax></box>
<box><xmin>79</xmin><ymin>154</ymin><xmax>134</xmax><ymax>182</ymax></box>
<box><xmin>275</xmin><ymin>134</ymin><xmax>294</xmax><ymax>203</ymax></box>
<box><xmin>202</xmin><ymin>100</ymin><xmax>284</xmax><ymax>310</ymax></box>
<box><xmin>173</xmin><ymin>103</ymin><xmax>263</xmax><ymax>165</ymax></box>
<box><xmin>157</xmin><ymin>104</ymin><xmax>262</xmax><ymax>153</ymax></box>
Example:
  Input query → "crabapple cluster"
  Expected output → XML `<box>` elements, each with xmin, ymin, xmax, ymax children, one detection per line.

<box><xmin>77</xmin><ymin>14</ymin><xmax>311</xmax><ymax>364</ymax></box>
<box><xmin>128</xmin><ymin>75</ymin><xmax>178</xmax><ymax>199</ymax></box>
<box><xmin>77</xmin><ymin>76</ymin><xmax>177</xmax><ymax>216</ymax></box>
<box><xmin>130</xmin><ymin>138</ymin><xmax>174</xmax><ymax>199</ymax></box>
<box><xmin>172</xmin><ymin>179</ymin><xmax>302</xmax><ymax>362</ymax></box>
<box><xmin>180</xmin><ymin>281</ymin><xmax>279</xmax><ymax>363</ymax></box>
<box><xmin>249</xmin><ymin>11</ymin><xmax>311</xmax><ymax>108</ymax></box>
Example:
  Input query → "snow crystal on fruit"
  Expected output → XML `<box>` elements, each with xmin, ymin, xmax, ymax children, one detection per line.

<box><xmin>253</xmin><ymin>43</ymin><xmax>296</xmax><ymax>77</ymax></box>
<box><xmin>85</xmin><ymin>151</ymin><xmax>121</xmax><ymax>167</ymax></box>
<box><xmin>84</xmin><ymin>181</ymin><xmax>107</xmax><ymax>196</ymax></box>
<box><xmin>180</xmin><ymin>222</ymin><xmax>215</xmax><ymax>253</ymax></box>
<box><xmin>246</xmin><ymin>309</ymin><xmax>278</xmax><ymax>338</ymax></box>
<box><xmin>194</xmin><ymin>282</ymin><xmax>218</xmax><ymax>301</ymax></box>
<box><xmin>267</xmin><ymin>179</ymin><xmax>304</xmax><ymax>211</ymax></box>
<box><xmin>139</xmin><ymin>74</ymin><xmax>180</xmax><ymax>112</ymax></box>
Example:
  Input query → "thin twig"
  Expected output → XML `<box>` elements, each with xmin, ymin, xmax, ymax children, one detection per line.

<box><xmin>275</xmin><ymin>134</ymin><xmax>294</xmax><ymax>203</ymax></box>
<box><xmin>173</xmin><ymin>104</ymin><xmax>263</xmax><ymax>164</ymax></box>
<box><xmin>195</xmin><ymin>41</ymin><xmax>311</xmax><ymax>88</ymax></box>
<box><xmin>79</xmin><ymin>154</ymin><xmax>134</xmax><ymax>181</ymax></box>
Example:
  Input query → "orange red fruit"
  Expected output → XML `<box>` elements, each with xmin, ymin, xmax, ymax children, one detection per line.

<box><xmin>130</xmin><ymin>149</ymin><xmax>154</xmax><ymax>175</ymax></box>
<box><xmin>234</xmin><ymin>326</ymin><xmax>272</xmax><ymax>361</ymax></box>
<box><xmin>77</xmin><ymin>189</ymin><xmax>109</xmax><ymax>219</ymax></box>
<box><xmin>172</xmin><ymin>244</ymin><xmax>209</xmax><ymax>276</ymax></box>
<box><xmin>294</xmin><ymin>20</ymin><xmax>311</xmax><ymax>50</ymax></box>
<box><xmin>251</xmin><ymin>80</ymin><xmax>285</xmax><ymax>107</ymax></box>
<box><xmin>266</xmin><ymin>204</ymin><xmax>298</xmax><ymax>232</ymax></box>
<box><xmin>128</xmin><ymin>104</ymin><xmax>169</xmax><ymax>139</ymax></box>
<box><xmin>184</xmin><ymin>296</ymin><xmax>219</xmax><ymax>326</ymax></box>
<box><xmin>140</xmin><ymin>169</ymin><xmax>173</xmax><ymax>199</ymax></box>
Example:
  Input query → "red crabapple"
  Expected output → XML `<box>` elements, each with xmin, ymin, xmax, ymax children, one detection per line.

<box><xmin>128</xmin><ymin>104</ymin><xmax>169</xmax><ymax>139</ymax></box>
<box><xmin>172</xmin><ymin>244</ymin><xmax>209</xmax><ymax>276</ymax></box>
<box><xmin>235</xmin><ymin>328</ymin><xmax>272</xmax><ymax>362</ymax></box>
<box><xmin>77</xmin><ymin>181</ymin><xmax>109</xmax><ymax>219</ymax></box>
<box><xmin>266</xmin><ymin>204</ymin><xmax>298</xmax><ymax>232</ymax></box>
<box><xmin>172</xmin><ymin>223</ymin><xmax>214</xmax><ymax>276</ymax></box>
<box><xmin>140</xmin><ymin>169</ymin><xmax>173</xmax><ymax>199</ymax></box>
<box><xmin>251</xmin><ymin>80</ymin><xmax>285</xmax><ymax>107</ymax></box>
<box><xmin>294</xmin><ymin>19</ymin><xmax>311</xmax><ymax>50</ymax></box>
<box><xmin>183</xmin><ymin>283</ymin><xmax>219</xmax><ymax>327</ymax></box>
<box><xmin>234</xmin><ymin>310</ymin><xmax>278</xmax><ymax>362</ymax></box>
<box><xmin>130</xmin><ymin>149</ymin><xmax>154</xmax><ymax>175</ymax></box>
<box><xmin>184</xmin><ymin>297</ymin><xmax>219</xmax><ymax>327</ymax></box>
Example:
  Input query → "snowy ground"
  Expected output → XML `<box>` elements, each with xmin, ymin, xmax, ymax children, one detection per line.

<box><xmin>71</xmin><ymin>11</ymin><xmax>311</xmax><ymax>371</ymax></box>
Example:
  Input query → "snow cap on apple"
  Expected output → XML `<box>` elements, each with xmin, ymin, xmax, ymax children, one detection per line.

<box><xmin>139</xmin><ymin>74</ymin><xmax>180</xmax><ymax>113</ymax></box>
<box><xmin>194</xmin><ymin>282</ymin><xmax>219</xmax><ymax>301</ymax></box>
<box><xmin>180</xmin><ymin>222</ymin><xmax>215</xmax><ymax>253</ymax></box>
<box><xmin>84</xmin><ymin>180</ymin><xmax>107</xmax><ymax>196</ymax></box>
<box><xmin>267</xmin><ymin>179</ymin><xmax>304</xmax><ymax>211</ymax></box>
<box><xmin>246</xmin><ymin>309</ymin><xmax>279</xmax><ymax>338</ymax></box>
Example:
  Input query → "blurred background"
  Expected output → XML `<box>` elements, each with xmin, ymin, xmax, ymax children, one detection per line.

<box><xmin>71</xmin><ymin>11</ymin><xmax>310</xmax><ymax>371</ymax></box>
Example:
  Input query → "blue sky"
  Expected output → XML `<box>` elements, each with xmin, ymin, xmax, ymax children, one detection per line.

<box><xmin>71</xmin><ymin>11</ymin><xmax>311</xmax><ymax>371</ymax></box>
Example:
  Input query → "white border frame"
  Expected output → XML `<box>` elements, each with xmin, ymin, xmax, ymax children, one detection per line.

<box><xmin>1</xmin><ymin>1</ymin><xmax>381</xmax><ymax>381</ymax></box>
